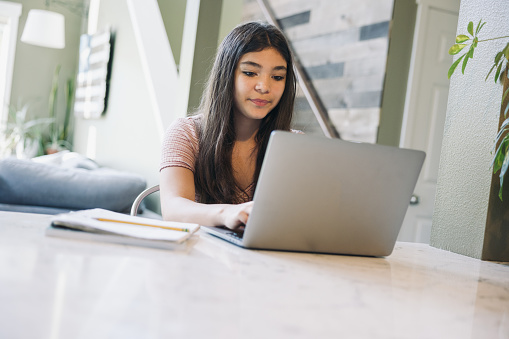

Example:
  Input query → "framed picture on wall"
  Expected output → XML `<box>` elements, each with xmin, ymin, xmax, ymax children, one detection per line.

<box><xmin>74</xmin><ymin>28</ymin><xmax>114</xmax><ymax>119</ymax></box>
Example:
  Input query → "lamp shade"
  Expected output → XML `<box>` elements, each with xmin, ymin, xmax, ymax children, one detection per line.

<box><xmin>21</xmin><ymin>9</ymin><xmax>65</xmax><ymax>49</ymax></box>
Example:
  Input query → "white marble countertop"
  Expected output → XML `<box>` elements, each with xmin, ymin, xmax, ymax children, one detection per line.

<box><xmin>0</xmin><ymin>211</ymin><xmax>508</xmax><ymax>339</ymax></box>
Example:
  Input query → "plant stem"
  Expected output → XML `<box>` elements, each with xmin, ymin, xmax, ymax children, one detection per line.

<box><xmin>49</xmin><ymin>65</ymin><xmax>61</xmax><ymax>137</ymax></box>
<box><xmin>478</xmin><ymin>36</ymin><xmax>509</xmax><ymax>43</ymax></box>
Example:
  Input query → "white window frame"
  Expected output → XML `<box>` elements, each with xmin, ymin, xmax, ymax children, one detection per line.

<box><xmin>0</xmin><ymin>1</ymin><xmax>22</xmax><ymax>128</ymax></box>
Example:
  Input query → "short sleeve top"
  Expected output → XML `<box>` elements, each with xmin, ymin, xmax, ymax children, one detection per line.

<box><xmin>160</xmin><ymin>115</ymin><xmax>202</xmax><ymax>173</ymax></box>
<box><xmin>160</xmin><ymin>114</ymin><xmax>302</xmax><ymax>203</ymax></box>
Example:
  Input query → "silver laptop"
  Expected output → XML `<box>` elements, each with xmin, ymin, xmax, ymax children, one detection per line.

<box><xmin>202</xmin><ymin>131</ymin><xmax>425</xmax><ymax>256</ymax></box>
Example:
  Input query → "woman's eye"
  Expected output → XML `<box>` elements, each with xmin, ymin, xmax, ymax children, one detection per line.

<box><xmin>273</xmin><ymin>75</ymin><xmax>285</xmax><ymax>81</ymax></box>
<box><xmin>243</xmin><ymin>71</ymin><xmax>256</xmax><ymax>77</ymax></box>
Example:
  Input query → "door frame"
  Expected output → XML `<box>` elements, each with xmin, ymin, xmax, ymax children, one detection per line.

<box><xmin>400</xmin><ymin>0</ymin><xmax>461</xmax><ymax>147</ymax></box>
<box><xmin>397</xmin><ymin>0</ymin><xmax>460</xmax><ymax>242</ymax></box>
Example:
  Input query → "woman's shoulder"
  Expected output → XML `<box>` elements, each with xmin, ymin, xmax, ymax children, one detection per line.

<box><xmin>162</xmin><ymin>115</ymin><xmax>203</xmax><ymax>153</ymax></box>
<box><xmin>170</xmin><ymin>114</ymin><xmax>202</xmax><ymax>129</ymax></box>
<box><xmin>166</xmin><ymin>114</ymin><xmax>203</xmax><ymax>137</ymax></box>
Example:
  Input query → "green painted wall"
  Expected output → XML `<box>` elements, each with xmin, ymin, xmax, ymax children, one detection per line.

<box><xmin>377</xmin><ymin>0</ymin><xmax>417</xmax><ymax>147</ymax></box>
<box><xmin>157</xmin><ymin>0</ymin><xmax>186</xmax><ymax>66</ymax></box>
<box><xmin>8</xmin><ymin>0</ymin><xmax>82</xmax><ymax>131</ymax></box>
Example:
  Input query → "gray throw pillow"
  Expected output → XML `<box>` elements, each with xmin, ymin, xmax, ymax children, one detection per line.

<box><xmin>0</xmin><ymin>157</ymin><xmax>147</xmax><ymax>213</ymax></box>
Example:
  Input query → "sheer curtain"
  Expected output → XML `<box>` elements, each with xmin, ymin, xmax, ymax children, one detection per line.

<box><xmin>0</xmin><ymin>17</ymin><xmax>9</xmax><ymax>125</ymax></box>
<box><xmin>0</xmin><ymin>1</ymin><xmax>22</xmax><ymax>130</ymax></box>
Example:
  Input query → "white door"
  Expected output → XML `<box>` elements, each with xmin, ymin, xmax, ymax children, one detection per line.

<box><xmin>398</xmin><ymin>3</ymin><xmax>459</xmax><ymax>243</ymax></box>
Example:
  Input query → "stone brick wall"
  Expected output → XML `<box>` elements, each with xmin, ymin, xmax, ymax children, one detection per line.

<box><xmin>242</xmin><ymin>0</ymin><xmax>394</xmax><ymax>142</ymax></box>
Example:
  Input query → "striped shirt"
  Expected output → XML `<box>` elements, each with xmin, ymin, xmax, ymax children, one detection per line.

<box><xmin>160</xmin><ymin>114</ymin><xmax>301</xmax><ymax>203</ymax></box>
<box><xmin>160</xmin><ymin>115</ymin><xmax>202</xmax><ymax>174</ymax></box>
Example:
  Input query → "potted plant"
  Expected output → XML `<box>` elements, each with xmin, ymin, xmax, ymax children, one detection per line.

<box><xmin>1</xmin><ymin>100</ymin><xmax>53</xmax><ymax>158</ymax></box>
<box><xmin>448</xmin><ymin>19</ymin><xmax>509</xmax><ymax>201</ymax></box>
<box><xmin>44</xmin><ymin>65</ymin><xmax>75</xmax><ymax>154</ymax></box>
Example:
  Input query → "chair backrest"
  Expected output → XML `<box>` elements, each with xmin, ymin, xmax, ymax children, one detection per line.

<box><xmin>131</xmin><ymin>185</ymin><xmax>160</xmax><ymax>216</ymax></box>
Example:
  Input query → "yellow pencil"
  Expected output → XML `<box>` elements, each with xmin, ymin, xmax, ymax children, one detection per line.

<box><xmin>95</xmin><ymin>218</ymin><xmax>191</xmax><ymax>232</ymax></box>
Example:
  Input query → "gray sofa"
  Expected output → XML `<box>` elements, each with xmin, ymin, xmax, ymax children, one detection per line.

<box><xmin>0</xmin><ymin>152</ymin><xmax>148</xmax><ymax>215</ymax></box>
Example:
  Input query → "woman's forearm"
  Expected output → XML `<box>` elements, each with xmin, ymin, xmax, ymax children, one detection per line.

<box><xmin>159</xmin><ymin>167</ymin><xmax>252</xmax><ymax>228</ymax></box>
<box><xmin>161</xmin><ymin>196</ymin><xmax>253</xmax><ymax>229</ymax></box>
<box><xmin>161</xmin><ymin>196</ymin><xmax>227</xmax><ymax>226</ymax></box>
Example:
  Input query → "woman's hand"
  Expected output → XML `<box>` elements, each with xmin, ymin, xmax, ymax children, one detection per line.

<box><xmin>221</xmin><ymin>201</ymin><xmax>254</xmax><ymax>229</ymax></box>
<box><xmin>161</xmin><ymin>167</ymin><xmax>256</xmax><ymax>228</ymax></box>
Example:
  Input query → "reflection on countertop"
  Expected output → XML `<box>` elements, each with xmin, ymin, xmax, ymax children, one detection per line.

<box><xmin>0</xmin><ymin>211</ymin><xmax>508</xmax><ymax>339</ymax></box>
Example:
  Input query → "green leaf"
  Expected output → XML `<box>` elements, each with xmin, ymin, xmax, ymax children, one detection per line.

<box><xmin>477</xmin><ymin>21</ymin><xmax>486</xmax><ymax>35</ymax></box>
<box><xmin>499</xmin><ymin>147</ymin><xmax>509</xmax><ymax>201</ymax></box>
<box><xmin>448</xmin><ymin>54</ymin><xmax>466</xmax><ymax>79</ymax></box>
<box><xmin>495</xmin><ymin>131</ymin><xmax>509</xmax><ymax>154</ymax></box>
<box><xmin>24</xmin><ymin>118</ymin><xmax>53</xmax><ymax>130</ymax></box>
<box><xmin>503</xmin><ymin>87</ymin><xmax>509</xmax><ymax>103</ymax></box>
<box><xmin>502</xmin><ymin>42</ymin><xmax>509</xmax><ymax>60</ymax></box>
<box><xmin>494</xmin><ymin>121</ymin><xmax>509</xmax><ymax>147</ymax></box>
<box><xmin>449</xmin><ymin>44</ymin><xmax>468</xmax><ymax>55</ymax></box>
<box><xmin>475</xmin><ymin>19</ymin><xmax>482</xmax><ymax>35</ymax></box>
<box><xmin>495</xmin><ymin>51</ymin><xmax>504</xmax><ymax>64</ymax></box>
<box><xmin>493</xmin><ymin>137</ymin><xmax>509</xmax><ymax>172</ymax></box>
<box><xmin>486</xmin><ymin>63</ymin><xmax>497</xmax><ymax>81</ymax></box>
<box><xmin>498</xmin><ymin>67</ymin><xmax>506</xmax><ymax>83</ymax></box>
<box><xmin>48</xmin><ymin>65</ymin><xmax>61</xmax><ymax>128</ymax></box>
<box><xmin>456</xmin><ymin>34</ymin><xmax>470</xmax><ymax>43</ymax></box>
<box><xmin>505</xmin><ymin>102</ymin><xmax>509</xmax><ymax>118</ymax></box>
<box><xmin>462</xmin><ymin>49</ymin><xmax>471</xmax><ymax>73</ymax></box>
<box><xmin>495</xmin><ymin>62</ymin><xmax>503</xmax><ymax>83</ymax></box>
<box><xmin>497</xmin><ymin>118</ymin><xmax>509</xmax><ymax>135</ymax></box>
<box><xmin>467</xmin><ymin>21</ymin><xmax>474</xmax><ymax>36</ymax></box>
<box><xmin>473</xmin><ymin>37</ymin><xmax>478</xmax><ymax>48</ymax></box>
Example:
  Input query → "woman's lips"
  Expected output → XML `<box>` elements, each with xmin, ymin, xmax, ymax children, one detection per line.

<box><xmin>250</xmin><ymin>99</ymin><xmax>270</xmax><ymax>106</ymax></box>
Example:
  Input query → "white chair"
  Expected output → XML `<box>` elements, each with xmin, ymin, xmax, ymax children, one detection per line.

<box><xmin>131</xmin><ymin>185</ymin><xmax>160</xmax><ymax>216</ymax></box>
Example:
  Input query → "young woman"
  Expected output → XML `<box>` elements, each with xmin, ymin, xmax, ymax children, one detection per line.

<box><xmin>159</xmin><ymin>21</ymin><xmax>299</xmax><ymax>229</ymax></box>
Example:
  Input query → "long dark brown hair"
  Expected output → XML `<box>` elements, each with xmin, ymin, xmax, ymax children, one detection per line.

<box><xmin>195</xmin><ymin>21</ymin><xmax>296</xmax><ymax>204</ymax></box>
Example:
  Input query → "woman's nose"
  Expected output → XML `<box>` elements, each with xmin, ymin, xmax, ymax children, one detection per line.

<box><xmin>255</xmin><ymin>77</ymin><xmax>270</xmax><ymax>93</ymax></box>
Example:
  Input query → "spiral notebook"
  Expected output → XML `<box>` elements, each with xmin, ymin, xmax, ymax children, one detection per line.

<box><xmin>46</xmin><ymin>208</ymin><xmax>200</xmax><ymax>250</ymax></box>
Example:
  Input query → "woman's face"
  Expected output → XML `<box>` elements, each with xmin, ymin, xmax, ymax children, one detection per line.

<box><xmin>232</xmin><ymin>48</ymin><xmax>287</xmax><ymax>123</ymax></box>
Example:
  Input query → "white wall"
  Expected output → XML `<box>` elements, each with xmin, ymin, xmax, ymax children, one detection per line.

<box><xmin>72</xmin><ymin>0</ymin><xmax>162</xmax><ymax>211</ymax></box>
<box><xmin>430</xmin><ymin>0</ymin><xmax>508</xmax><ymax>258</ymax></box>
<box><xmin>72</xmin><ymin>0</ymin><xmax>242</xmax><ymax>212</ymax></box>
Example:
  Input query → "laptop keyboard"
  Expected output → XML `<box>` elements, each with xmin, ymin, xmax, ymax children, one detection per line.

<box><xmin>227</xmin><ymin>230</ymin><xmax>244</xmax><ymax>241</ymax></box>
<box><xmin>216</xmin><ymin>226</ymin><xmax>244</xmax><ymax>240</ymax></box>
